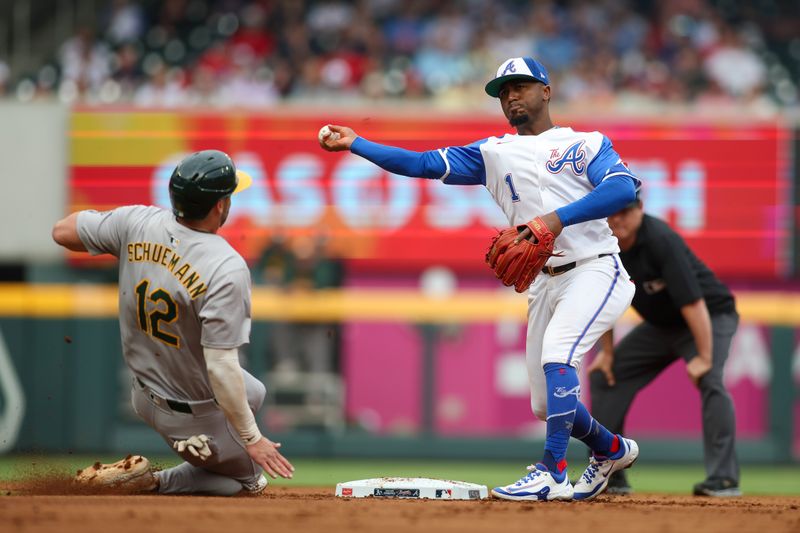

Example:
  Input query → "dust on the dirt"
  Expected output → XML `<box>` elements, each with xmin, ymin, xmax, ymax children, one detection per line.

<box><xmin>1</xmin><ymin>473</ymin><xmax>148</xmax><ymax>496</ymax></box>
<box><xmin>1</xmin><ymin>485</ymin><xmax>797</xmax><ymax>533</ymax></box>
<box><xmin>2</xmin><ymin>457</ymin><xmax>167</xmax><ymax>496</ymax></box>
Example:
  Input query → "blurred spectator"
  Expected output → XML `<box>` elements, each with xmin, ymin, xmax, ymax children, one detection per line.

<box><xmin>291</xmin><ymin>234</ymin><xmax>343</xmax><ymax>293</ymax></box>
<box><xmin>276</xmin><ymin>235</ymin><xmax>342</xmax><ymax>375</ymax></box>
<box><xmin>704</xmin><ymin>26</ymin><xmax>767</xmax><ymax>99</ymax></box>
<box><xmin>254</xmin><ymin>233</ymin><xmax>295</xmax><ymax>288</ymax></box>
<box><xmin>196</xmin><ymin>40</ymin><xmax>230</xmax><ymax>77</ymax></box>
<box><xmin>111</xmin><ymin>43</ymin><xmax>143</xmax><ymax>98</ymax></box>
<box><xmin>229</xmin><ymin>3</ymin><xmax>275</xmax><ymax>62</ymax></box>
<box><xmin>254</xmin><ymin>233</ymin><xmax>343</xmax><ymax>376</ymax></box>
<box><xmin>133</xmin><ymin>62</ymin><xmax>188</xmax><ymax>107</ymax></box>
<box><xmin>216</xmin><ymin>62</ymin><xmax>280</xmax><ymax>107</ymax></box>
<box><xmin>2</xmin><ymin>0</ymin><xmax>794</xmax><ymax>110</ymax></box>
<box><xmin>307</xmin><ymin>1</ymin><xmax>355</xmax><ymax>38</ymax></box>
<box><xmin>105</xmin><ymin>0</ymin><xmax>145</xmax><ymax>45</ymax></box>
<box><xmin>531</xmin><ymin>3</ymin><xmax>578</xmax><ymax>73</ymax></box>
<box><xmin>189</xmin><ymin>64</ymin><xmax>219</xmax><ymax>105</ymax></box>
<box><xmin>58</xmin><ymin>27</ymin><xmax>112</xmax><ymax>98</ymax></box>
<box><xmin>382</xmin><ymin>3</ymin><xmax>425</xmax><ymax>56</ymax></box>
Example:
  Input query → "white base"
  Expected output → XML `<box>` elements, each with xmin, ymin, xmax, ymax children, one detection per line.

<box><xmin>335</xmin><ymin>477</ymin><xmax>488</xmax><ymax>500</ymax></box>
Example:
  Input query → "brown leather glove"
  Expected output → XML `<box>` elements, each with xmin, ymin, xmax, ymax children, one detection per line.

<box><xmin>486</xmin><ymin>217</ymin><xmax>559</xmax><ymax>293</ymax></box>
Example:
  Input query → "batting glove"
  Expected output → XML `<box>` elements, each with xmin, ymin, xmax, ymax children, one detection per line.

<box><xmin>173</xmin><ymin>434</ymin><xmax>213</xmax><ymax>461</ymax></box>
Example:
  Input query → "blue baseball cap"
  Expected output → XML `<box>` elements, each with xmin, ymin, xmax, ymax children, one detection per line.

<box><xmin>485</xmin><ymin>57</ymin><xmax>550</xmax><ymax>97</ymax></box>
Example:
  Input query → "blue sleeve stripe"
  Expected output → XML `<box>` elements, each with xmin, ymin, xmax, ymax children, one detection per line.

<box><xmin>601</xmin><ymin>171</ymin><xmax>636</xmax><ymax>182</ymax></box>
<box><xmin>437</xmin><ymin>148</ymin><xmax>451</xmax><ymax>181</ymax></box>
<box><xmin>602</xmin><ymin>166</ymin><xmax>641</xmax><ymax>190</ymax></box>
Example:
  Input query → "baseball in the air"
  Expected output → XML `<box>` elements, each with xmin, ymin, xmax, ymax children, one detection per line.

<box><xmin>318</xmin><ymin>125</ymin><xmax>340</xmax><ymax>143</ymax></box>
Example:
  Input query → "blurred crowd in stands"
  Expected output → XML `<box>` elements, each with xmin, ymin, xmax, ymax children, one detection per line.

<box><xmin>253</xmin><ymin>233</ymin><xmax>343</xmax><ymax>375</ymax></box>
<box><xmin>2</xmin><ymin>0</ymin><xmax>799</xmax><ymax>112</ymax></box>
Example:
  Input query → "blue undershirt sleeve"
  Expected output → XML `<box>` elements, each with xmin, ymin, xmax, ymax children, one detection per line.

<box><xmin>555</xmin><ymin>174</ymin><xmax>637</xmax><ymax>226</ymax></box>
<box><xmin>350</xmin><ymin>136</ymin><xmax>486</xmax><ymax>185</ymax></box>
<box><xmin>350</xmin><ymin>137</ymin><xmax>448</xmax><ymax>179</ymax></box>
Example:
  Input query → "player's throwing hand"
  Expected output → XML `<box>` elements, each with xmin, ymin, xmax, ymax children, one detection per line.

<box><xmin>247</xmin><ymin>437</ymin><xmax>295</xmax><ymax>479</ymax></box>
<box><xmin>318</xmin><ymin>124</ymin><xmax>356</xmax><ymax>152</ymax></box>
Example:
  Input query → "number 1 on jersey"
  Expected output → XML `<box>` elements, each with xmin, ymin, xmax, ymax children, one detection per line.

<box><xmin>135</xmin><ymin>279</ymin><xmax>180</xmax><ymax>348</ymax></box>
<box><xmin>504</xmin><ymin>173</ymin><xmax>521</xmax><ymax>202</ymax></box>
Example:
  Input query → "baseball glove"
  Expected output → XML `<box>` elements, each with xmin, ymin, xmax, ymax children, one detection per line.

<box><xmin>486</xmin><ymin>217</ymin><xmax>560</xmax><ymax>293</ymax></box>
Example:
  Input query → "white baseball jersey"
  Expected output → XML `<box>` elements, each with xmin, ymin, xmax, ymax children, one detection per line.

<box><xmin>424</xmin><ymin>126</ymin><xmax>640</xmax><ymax>381</ymax></box>
<box><xmin>437</xmin><ymin>127</ymin><xmax>636</xmax><ymax>266</ymax></box>
<box><xmin>77</xmin><ymin>205</ymin><xmax>251</xmax><ymax>401</ymax></box>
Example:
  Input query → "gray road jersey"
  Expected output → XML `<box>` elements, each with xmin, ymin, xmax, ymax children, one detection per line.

<box><xmin>77</xmin><ymin>205</ymin><xmax>251</xmax><ymax>400</ymax></box>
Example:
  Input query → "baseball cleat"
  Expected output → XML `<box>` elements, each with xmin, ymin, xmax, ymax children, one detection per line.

<box><xmin>573</xmin><ymin>436</ymin><xmax>639</xmax><ymax>501</ymax></box>
<box><xmin>75</xmin><ymin>454</ymin><xmax>157</xmax><ymax>492</ymax></box>
<box><xmin>693</xmin><ymin>478</ymin><xmax>741</xmax><ymax>497</ymax></box>
<box><xmin>242</xmin><ymin>474</ymin><xmax>268</xmax><ymax>495</ymax></box>
<box><xmin>491</xmin><ymin>463</ymin><xmax>574</xmax><ymax>501</ymax></box>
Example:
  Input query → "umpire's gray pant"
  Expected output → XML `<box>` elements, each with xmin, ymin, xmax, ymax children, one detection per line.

<box><xmin>590</xmin><ymin>312</ymin><xmax>740</xmax><ymax>483</ymax></box>
<box><xmin>131</xmin><ymin>370</ymin><xmax>267</xmax><ymax>495</ymax></box>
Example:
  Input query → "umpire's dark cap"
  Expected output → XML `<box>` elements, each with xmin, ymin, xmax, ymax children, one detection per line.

<box><xmin>485</xmin><ymin>57</ymin><xmax>550</xmax><ymax>97</ymax></box>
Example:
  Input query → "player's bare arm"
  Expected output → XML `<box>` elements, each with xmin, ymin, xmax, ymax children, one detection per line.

<box><xmin>52</xmin><ymin>212</ymin><xmax>88</xmax><ymax>252</ymax></box>
<box><xmin>318</xmin><ymin>124</ymin><xmax>357</xmax><ymax>152</ymax></box>
<box><xmin>588</xmin><ymin>330</ymin><xmax>617</xmax><ymax>387</ymax></box>
<box><xmin>680</xmin><ymin>299</ymin><xmax>714</xmax><ymax>386</ymax></box>
<box><xmin>204</xmin><ymin>347</ymin><xmax>295</xmax><ymax>479</ymax></box>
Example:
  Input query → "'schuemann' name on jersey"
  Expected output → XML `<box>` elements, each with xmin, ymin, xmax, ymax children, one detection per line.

<box><xmin>126</xmin><ymin>241</ymin><xmax>207</xmax><ymax>299</ymax></box>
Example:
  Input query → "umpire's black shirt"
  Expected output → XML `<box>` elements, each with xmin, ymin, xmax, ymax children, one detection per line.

<box><xmin>619</xmin><ymin>214</ymin><xmax>736</xmax><ymax>327</ymax></box>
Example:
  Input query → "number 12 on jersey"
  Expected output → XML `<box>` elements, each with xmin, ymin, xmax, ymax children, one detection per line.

<box><xmin>504</xmin><ymin>173</ymin><xmax>521</xmax><ymax>202</ymax></box>
<box><xmin>135</xmin><ymin>279</ymin><xmax>180</xmax><ymax>348</ymax></box>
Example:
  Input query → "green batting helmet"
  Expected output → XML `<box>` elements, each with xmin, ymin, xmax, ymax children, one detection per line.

<box><xmin>168</xmin><ymin>150</ymin><xmax>252</xmax><ymax>219</ymax></box>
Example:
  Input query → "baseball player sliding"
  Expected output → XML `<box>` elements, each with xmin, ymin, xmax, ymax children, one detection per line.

<box><xmin>320</xmin><ymin>57</ymin><xmax>642</xmax><ymax>501</ymax></box>
<box><xmin>52</xmin><ymin>150</ymin><xmax>294</xmax><ymax>495</ymax></box>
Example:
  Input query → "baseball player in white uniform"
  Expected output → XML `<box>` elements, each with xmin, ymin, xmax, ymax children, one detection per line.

<box><xmin>52</xmin><ymin>150</ymin><xmax>294</xmax><ymax>495</ymax></box>
<box><xmin>320</xmin><ymin>57</ymin><xmax>641</xmax><ymax>501</ymax></box>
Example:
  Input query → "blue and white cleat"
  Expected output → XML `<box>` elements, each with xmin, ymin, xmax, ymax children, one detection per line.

<box><xmin>573</xmin><ymin>436</ymin><xmax>639</xmax><ymax>501</ymax></box>
<box><xmin>491</xmin><ymin>463</ymin><xmax>574</xmax><ymax>501</ymax></box>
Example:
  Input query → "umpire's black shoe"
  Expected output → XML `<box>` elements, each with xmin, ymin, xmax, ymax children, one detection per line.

<box><xmin>604</xmin><ymin>470</ymin><xmax>632</xmax><ymax>495</ymax></box>
<box><xmin>693</xmin><ymin>478</ymin><xmax>742</xmax><ymax>497</ymax></box>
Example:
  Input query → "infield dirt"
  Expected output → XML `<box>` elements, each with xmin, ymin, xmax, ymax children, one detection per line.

<box><xmin>0</xmin><ymin>484</ymin><xmax>798</xmax><ymax>533</ymax></box>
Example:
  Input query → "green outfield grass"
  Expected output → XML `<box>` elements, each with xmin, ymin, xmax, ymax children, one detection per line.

<box><xmin>1</xmin><ymin>456</ymin><xmax>798</xmax><ymax>496</ymax></box>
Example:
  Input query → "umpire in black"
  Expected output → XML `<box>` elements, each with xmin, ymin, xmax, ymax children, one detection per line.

<box><xmin>589</xmin><ymin>193</ymin><xmax>741</xmax><ymax>497</ymax></box>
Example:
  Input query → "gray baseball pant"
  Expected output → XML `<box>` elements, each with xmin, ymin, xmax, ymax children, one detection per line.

<box><xmin>589</xmin><ymin>312</ymin><xmax>740</xmax><ymax>484</ymax></box>
<box><xmin>131</xmin><ymin>370</ymin><xmax>267</xmax><ymax>495</ymax></box>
